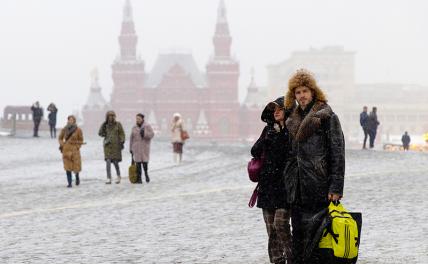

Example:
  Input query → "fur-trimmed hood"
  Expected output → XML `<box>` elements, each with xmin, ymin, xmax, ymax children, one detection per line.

<box><xmin>285</xmin><ymin>69</ymin><xmax>328</xmax><ymax>109</ymax></box>
<box><xmin>286</xmin><ymin>101</ymin><xmax>332</xmax><ymax>142</ymax></box>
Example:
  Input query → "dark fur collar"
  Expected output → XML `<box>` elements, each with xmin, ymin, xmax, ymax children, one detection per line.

<box><xmin>286</xmin><ymin>101</ymin><xmax>332</xmax><ymax>142</ymax></box>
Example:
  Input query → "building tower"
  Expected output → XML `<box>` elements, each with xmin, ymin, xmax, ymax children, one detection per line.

<box><xmin>110</xmin><ymin>0</ymin><xmax>145</xmax><ymax>128</ymax></box>
<box><xmin>206</xmin><ymin>0</ymin><xmax>240</xmax><ymax>139</ymax></box>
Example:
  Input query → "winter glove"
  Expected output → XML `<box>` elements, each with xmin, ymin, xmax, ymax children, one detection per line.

<box><xmin>140</xmin><ymin>127</ymin><xmax>145</xmax><ymax>138</ymax></box>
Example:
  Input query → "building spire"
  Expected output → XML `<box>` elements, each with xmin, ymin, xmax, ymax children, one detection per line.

<box><xmin>217</xmin><ymin>0</ymin><xmax>227</xmax><ymax>24</ymax></box>
<box><xmin>123</xmin><ymin>0</ymin><xmax>133</xmax><ymax>22</ymax></box>
<box><xmin>212</xmin><ymin>0</ymin><xmax>231</xmax><ymax>58</ymax></box>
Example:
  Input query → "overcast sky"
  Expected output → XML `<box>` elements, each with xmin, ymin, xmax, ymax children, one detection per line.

<box><xmin>1</xmin><ymin>0</ymin><xmax>427</xmax><ymax>122</ymax></box>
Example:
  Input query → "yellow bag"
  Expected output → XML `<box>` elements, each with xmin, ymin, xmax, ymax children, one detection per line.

<box><xmin>319</xmin><ymin>202</ymin><xmax>359</xmax><ymax>259</ymax></box>
<box><xmin>128</xmin><ymin>161</ymin><xmax>138</xmax><ymax>184</ymax></box>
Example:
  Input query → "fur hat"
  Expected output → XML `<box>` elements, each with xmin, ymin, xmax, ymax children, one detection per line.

<box><xmin>284</xmin><ymin>69</ymin><xmax>327</xmax><ymax>109</ymax></box>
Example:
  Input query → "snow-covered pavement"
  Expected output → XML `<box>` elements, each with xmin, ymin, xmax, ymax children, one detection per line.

<box><xmin>1</xmin><ymin>136</ymin><xmax>427</xmax><ymax>263</ymax></box>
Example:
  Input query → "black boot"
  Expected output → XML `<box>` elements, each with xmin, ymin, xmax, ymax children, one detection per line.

<box><xmin>66</xmin><ymin>171</ymin><xmax>72</xmax><ymax>188</ymax></box>
<box><xmin>143</xmin><ymin>162</ymin><xmax>150</xmax><ymax>183</ymax></box>
<box><xmin>75</xmin><ymin>173</ymin><xmax>80</xmax><ymax>186</ymax></box>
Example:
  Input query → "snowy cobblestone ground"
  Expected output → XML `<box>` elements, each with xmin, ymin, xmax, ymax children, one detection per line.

<box><xmin>1</xmin><ymin>136</ymin><xmax>428</xmax><ymax>263</ymax></box>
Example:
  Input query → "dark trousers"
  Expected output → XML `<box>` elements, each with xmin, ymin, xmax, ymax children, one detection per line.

<box><xmin>368</xmin><ymin>130</ymin><xmax>377</xmax><ymax>148</ymax></box>
<box><xmin>262</xmin><ymin>208</ymin><xmax>293</xmax><ymax>263</ymax></box>
<box><xmin>49</xmin><ymin>125</ymin><xmax>56</xmax><ymax>138</ymax></box>
<box><xmin>33</xmin><ymin>120</ymin><xmax>41</xmax><ymax>137</ymax></box>
<box><xmin>66</xmin><ymin>171</ymin><xmax>79</xmax><ymax>186</ymax></box>
<box><xmin>136</xmin><ymin>162</ymin><xmax>149</xmax><ymax>183</ymax></box>
<box><xmin>291</xmin><ymin>204</ymin><xmax>333</xmax><ymax>264</ymax></box>
<box><xmin>362</xmin><ymin>128</ymin><xmax>368</xmax><ymax>149</ymax></box>
<box><xmin>106</xmin><ymin>159</ymin><xmax>120</xmax><ymax>179</ymax></box>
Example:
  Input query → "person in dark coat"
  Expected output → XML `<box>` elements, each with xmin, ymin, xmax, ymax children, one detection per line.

<box><xmin>359</xmin><ymin>106</ymin><xmax>369</xmax><ymax>149</ymax></box>
<box><xmin>283</xmin><ymin>69</ymin><xmax>345</xmax><ymax>263</ymax></box>
<box><xmin>366</xmin><ymin>107</ymin><xmax>380</xmax><ymax>149</ymax></box>
<box><xmin>401</xmin><ymin>131</ymin><xmax>411</xmax><ymax>151</ymax></box>
<box><xmin>98</xmin><ymin>111</ymin><xmax>125</xmax><ymax>184</ymax></box>
<box><xmin>31</xmin><ymin>101</ymin><xmax>44</xmax><ymax>137</ymax></box>
<box><xmin>47</xmin><ymin>103</ymin><xmax>58</xmax><ymax>139</ymax></box>
<box><xmin>251</xmin><ymin>96</ymin><xmax>293</xmax><ymax>264</ymax></box>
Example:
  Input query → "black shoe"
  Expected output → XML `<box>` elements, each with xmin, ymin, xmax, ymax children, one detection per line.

<box><xmin>76</xmin><ymin>177</ymin><xmax>80</xmax><ymax>186</ymax></box>
<box><xmin>145</xmin><ymin>175</ymin><xmax>150</xmax><ymax>183</ymax></box>
<box><xmin>67</xmin><ymin>184</ymin><xmax>72</xmax><ymax>188</ymax></box>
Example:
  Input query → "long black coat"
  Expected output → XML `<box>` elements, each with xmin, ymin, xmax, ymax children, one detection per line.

<box><xmin>284</xmin><ymin>101</ymin><xmax>345</xmax><ymax>208</ymax></box>
<box><xmin>251</xmin><ymin>125</ymin><xmax>289</xmax><ymax>209</ymax></box>
<box><xmin>31</xmin><ymin>106</ymin><xmax>43</xmax><ymax>122</ymax></box>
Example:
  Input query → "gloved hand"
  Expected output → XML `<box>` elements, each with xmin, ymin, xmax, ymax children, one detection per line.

<box><xmin>140</xmin><ymin>127</ymin><xmax>145</xmax><ymax>138</ymax></box>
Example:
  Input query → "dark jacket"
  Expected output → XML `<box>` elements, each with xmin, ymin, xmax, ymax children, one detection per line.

<box><xmin>366</xmin><ymin>112</ymin><xmax>380</xmax><ymax>132</ymax></box>
<box><xmin>48</xmin><ymin>105</ymin><xmax>58</xmax><ymax>126</ymax></box>
<box><xmin>402</xmin><ymin>134</ymin><xmax>411</xmax><ymax>146</ymax></box>
<box><xmin>284</xmin><ymin>101</ymin><xmax>345</xmax><ymax>208</ymax></box>
<box><xmin>359</xmin><ymin>111</ymin><xmax>368</xmax><ymax>129</ymax></box>
<box><xmin>99</xmin><ymin>112</ymin><xmax>125</xmax><ymax>162</ymax></box>
<box><xmin>250</xmin><ymin>97</ymin><xmax>290</xmax><ymax>209</ymax></box>
<box><xmin>31</xmin><ymin>106</ymin><xmax>44</xmax><ymax>122</ymax></box>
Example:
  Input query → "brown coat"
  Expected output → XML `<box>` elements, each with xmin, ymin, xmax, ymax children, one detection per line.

<box><xmin>58</xmin><ymin>127</ymin><xmax>84</xmax><ymax>172</ymax></box>
<box><xmin>129</xmin><ymin>122</ymin><xmax>154</xmax><ymax>162</ymax></box>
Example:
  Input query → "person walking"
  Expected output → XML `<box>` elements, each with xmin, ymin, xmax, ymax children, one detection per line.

<box><xmin>171</xmin><ymin>113</ymin><xmax>185</xmax><ymax>164</ymax></box>
<box><xmin>401</xmin><ymin>131</ymin><xmax>411</xmax><ymax>151</ymax></box>
<box><xmin>98</xmin><ymin>111</ymin><xmax>125</xmax><ymax>184</ymax></box>
<box><xmin>359</xmin><ymin>106</ymin><xmax>369</xmax><ymax>149</ymax></box>
<box><xmin>58</xmin><ymin>115</ymin><xmax>84</xmax><ymax>188</ymax></box>
<box><xmin>130</xmin><ymin>113</ymin><xmax>155</xmax><ymax>184</ymax></box>
<box><xmin>283</xmin><ymin>69</ymin><xmax>345</xmax><ymax>263</ymax></box>
<box><xmin>47</xmin><ymin>103</ymin><xmax>58</xmax><ymax>139</ymax></box>
<box><xmin>367</xmin><ymin>106</ymin><xmax>380</xmax><ymax>149</ymax></box>
<box><xmin>251</xmin><ymin>96</ymin><xmax>293</xmax><ymax>264</ymax></box>
<box><xmin>31</xmin><ymin>101</ymin><xmax>44</xmax><ymax>137</ymax></box>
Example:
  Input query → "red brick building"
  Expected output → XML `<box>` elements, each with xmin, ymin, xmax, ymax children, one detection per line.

<box><xmin>82</xmin><ymin>0</ymin><xmax>263</xmax><ymax>140</ymax></box>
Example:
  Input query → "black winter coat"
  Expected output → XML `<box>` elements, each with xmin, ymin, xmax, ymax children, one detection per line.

<box><xmin>284</xmin><ymin>101</ymin><xmax>345</xmax><ymax>208</ymax></box>
<box><xmin>366</xmin><ymin>112</ymin><xmax>380</xmax><ymax>132</ymax></box>
<box><xmin>31</xmin><ymin>106</ymin><xmax>43</xmax><ymax>122</ymax></box>
<box><xmin>251</xmin><ymin>125</ymin><xmax>289</xmax><ymax>209</ymax></box>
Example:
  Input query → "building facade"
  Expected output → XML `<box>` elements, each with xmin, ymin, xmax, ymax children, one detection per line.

<box><xmin>82</xmin><ymin>0</ymin><xmax>243</xmax><ymax>140</ymax></box>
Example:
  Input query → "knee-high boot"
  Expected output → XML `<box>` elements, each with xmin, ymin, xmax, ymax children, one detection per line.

<box><xmin>66</xmin><ymin>171</ymin><xmax>72</xmax><ymax>188</ymax></box>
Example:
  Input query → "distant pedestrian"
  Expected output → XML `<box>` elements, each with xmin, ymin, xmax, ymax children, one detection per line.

<box><xmin>130</xmin><ymin>113</ymin><xmax>154</xmax><ymax>184</ymax></box>
<box><xmin>47</xmin><ymin>103</ymin><xmax>58</xmax><ymax>139</ymax></box>
<box><xmin>58</xmin><ymin>115</ymin><xmax>84</xmax><ymax>188</ymax></box>
<box><xmin>251</xmin><ymin>96</ymin><xmax>293</xmax><ymax>264</ymax></box>
<box><xmin>360</xmin><ymin>106</ymin><xmax>369</xmax><ymax>149</ymax></box>
<box><xmin>31</xmin><ymin>101</ymin><xmax>44</xmax><ymax>137</ymax></box>
<box><xmin>401</xmin><ymin>131</ymin><xmax>411</xmax><ymax>151</ymax></box>
<box><xmin>98</xmin><ymin>111</ymin><xmax>125</xmax><ymax>184</ymax></box>
<box><xmin>171</xmin><ymin>113</ymin><xmax>186</xmax><ymax>164</ymax></box>
<box><xmin>367</xmin><ymin>106</ymin><xmax>380</xmax><ymax>149</ymax></box>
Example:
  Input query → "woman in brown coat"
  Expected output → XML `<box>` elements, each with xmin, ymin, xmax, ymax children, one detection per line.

<box><xmin>58</xmin><ymin>115</ymin><xmax>84</xmax><ymax>188</ymax></box>
<box><xmin>130</xmin><ymin>113</ymin><xmax>154</xmax><ymax>183</ymax></box>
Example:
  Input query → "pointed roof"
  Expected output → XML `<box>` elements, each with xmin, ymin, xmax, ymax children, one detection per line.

<box><xmin>217</xmin><ymin>0</ymin><xmax>227</xmax><ymax>24</ymax></box>
<box><xmin>146</xmin><ymin>53</ymin><xmax>206</xmax><ymax>88</ymax></box>
<box><xmin>84</xmin><ymin>68</ymin><xmax>108</xmax><ymax>110</ymax></box>
<box><xmin>147</xmin><ymin>109</ymin><xmax>157</xmax><ymax>125</ymax></box>
<box><xmin>196</xmin><ymin>109</ymin><xmax>208</xmax><ymax>125</ymax></box>
<box><xmin>244</xmin><ymin>70</ymin><xmax>265</xmax><ymax>108</ymax></box>
<box><xmin>123</xmin><ymin>0</ymin><xmax>133</xmax><ymax>22</ymax></box>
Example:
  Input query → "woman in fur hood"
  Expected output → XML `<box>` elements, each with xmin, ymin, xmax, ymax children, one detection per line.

<box><xmin>251</xmin><ymin>96</ymin><xmax>293</xmax><ymax>264</ymax></box>
<box><xmin>283</xmin><ymin>69</ymin><xmax>345</xmax><ymax>263</ymax></box>
<box><xmin>171</xmin><ymin>113</ymin><xmax>186</xmax><ymax>164</ymax></box>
